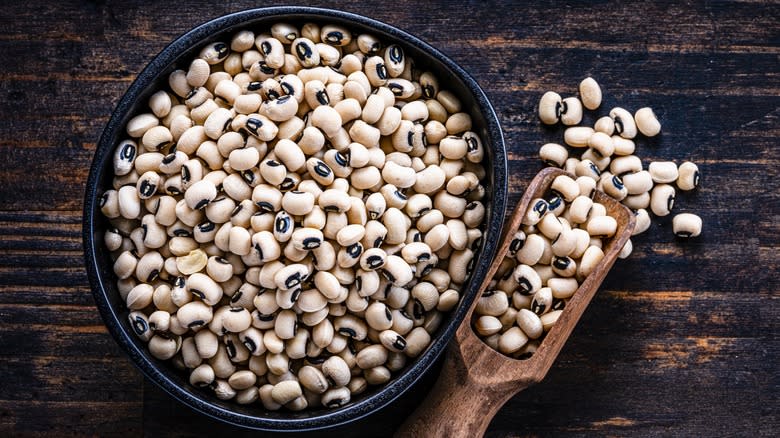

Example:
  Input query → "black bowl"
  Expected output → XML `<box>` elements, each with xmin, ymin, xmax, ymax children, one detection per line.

<box><xmin>83</xmin><ymin>6</ymin><xmax>507</xmax><ymax>432</ymax></box>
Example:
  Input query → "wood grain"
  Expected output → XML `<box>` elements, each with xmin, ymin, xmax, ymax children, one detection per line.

<box><xmin>0</xmin><ymin>0</ymin><xmax>777</xmax><ymax>436</ymax></box>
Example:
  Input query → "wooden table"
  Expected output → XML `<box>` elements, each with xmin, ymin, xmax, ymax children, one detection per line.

<box><xmin>1</xmin><ymin>1</ymin><xmax>777</xmax><ymax>436</ymax></box>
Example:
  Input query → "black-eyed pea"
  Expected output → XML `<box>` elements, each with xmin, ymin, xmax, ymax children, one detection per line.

<box><xmin>363</xmin><ymin>55</ymin><xmax>388</xmax><ymax>87</ymax></box>
<box><xmin>322</xmin><ymin>355</ymin><xmax>351</xmax><ymax>388</ymax></box>
<box><xmin>312</xmin><ymin>240</ymin><xmax>337</xmax><ymax>271</ymax></box>
<box><xmin>475</xmin><ymin>290</ymin><xmax>509</xmax><ymax>317</ymax></box>
<box><xmin>531</xmin><ymin>287</ymin><xmax>553</xmax><ymax>316</ymax></box>
<box><xmin>414</xmin><ymin>165</ymin><xmax>446</xmax><ymax>195</ymax></box>
<box><xmin>672</xmin><ymin>213</ymin><xmax>702</xmax><ymax>238</ymax></box>
<box><xmin>540</xmin><ymin>310</ymin><xmax>563</xmax><ymax>332</ymax></box>
<box><xmin>445</xmin><ymin>112</ymin><xmax>472</xmax><ymax>135</ymax></box>
<box><xmin>650</xmin><ymin>184</ymin><xmax>676</xmax><ymax>216</ymax></box>
<box><xmin>498</xmin><ymin>327</ymin><xmax>528</xmax><ymax>354</ymax></box>
<box><xmin>383</xmin><ymin>43</ymin><xmax>404</xmax><ymax>77</ymax></box>
<box><xmin>135</xmin><ymin>250</ymin><xmax>164</xmax><ymax>282</ymax></box>
<box><xmin>562</xmin><ymin>157</ymin><xmax>579</xmax><ymax>175</ymax></box>
<box><xmin>168</xmin><ymin>69</ymin><xmax>191</xmax><ymax>99</ymax></box>
<box><xmin>548</xmin><ymin>277</ymin><xmax>579</xmax><ymax>300</ymax></box>
<box><xmin>127</xmin><ymin>311</ymin><xmax>152</xmax><ymax>342</ymax></box>
<box><xmin>400</xmin><ymin>100</ymin><xmax>429</xmax><ymax>123</ymax></box>
<box><xmin>258</xmin><ymin>383</ymin><xmax>282</xmax><ymax>410</ymax></box>
<box><xmin>474</xmin><ymin>315</ymin><xmax>502</xmax><ymax>337</ymax></box>
<box><xmin>270</xmin><ymin>380</ymin><xmax>302</xmax><ymax>405</ymax></box>
<box><xmin>513</xmin><ymin>264</ymin><xmax>542</xmax><ymax>296</ymax></box>
<box><xmin>187</xmin><ymin>272</ymin><xmax>223</xmax><ymax>306</ymax></box>
<box><xmin>116</xmin><ymin>185</ymin><xmax>141</xmax><ymax>219</ymax></box>
<box><xmin>634</xmin><ymin>107</ymin><xmax>661</xmax><ymax>137</ymax></box>
<box><xmin>462</xmin><ymin>201</ymin><xmax>485</xmax><ymax>229</ymax></box>
<box><xmin>601</xmin><ymin>175</ymin><xmax>628</xmax><ymax>201</ymax></box>
<box><xmin>564</xmin><ymin>126</ymin><xmax>594</xmax><ymax>148</ymax></box>
<box><xmin>592</xmin><ymin>116</ymin><xmax>615</xmax><ymax>137</ymax></box>
<box><xmin>587</xmin><ymin>215</ymin><xmax>617</xmax><ymax>238</ymax></box>
<box><xmin>126</xmin><ymin>113</ymin><xmax>160</xmax><ymax>139</ymax></box>
<box><xmin>560</xmin><ymin>97</ymin><xmax>583</xmax><ymax>126</ymax></box>
<box><xmin>609</xmin><ymin>107</ymin><xmax>638</xmax><ymax>139</ymax></box>
<box><xmin>386</xmin><ymin>78</ymin><xmax>415</xmax><ymax>99</ymax></box>
<box><xmin>192</xmin><ymin>329</ymin><xmax>219</xmax><ymax>360</ymax></box>
<box><xmin>569</xmin><ymin>196</ymin><xmax>594</xmax><ymax>224</ymax></box>
<box><xmin>356</xmin><ymin>344</ymin><xmax>388</xmax><ymax>370</ymax></box>
<box><xmin>552</xmin><ymin>255</ymin><xmax>577</xmax><ymax>277</ymax></box>
<box><xmin>623</xmin><ymin>192</ymin><xmax>651</xmax><ymax>210</ymax></box>
<box><xmin>403</xmin><ymin>326</ymin><xmax>431</xmax><ymax>358</ymax></box>
<box><xmin>262</xmin><ymin>330</ymin><xmax>285</xmax><ymax>355</ymax></box>
<box><xmin>677</xmin><ymin>162</ymin><xmax>700</xmax><ymax>191</ymax></box>
<box><xmin>587</xmin><ymin>131</ymin><xmax>614</xmax><ymax>158</ymax></box>
<box><xmin>537</xmin><ymin>213</ymin><xmax>563</xmax><ymax>241</ymax></box>
<box><xmin>579</xmin><ymin>77</ymin><xmax>602</xmax><ymax>110</ymax></box>
<box><xmin>516</xmin><ymin>308</ymin><xmax>544</xmax><ymax>339</ymax></box>
<box><xmin>364</xmin><ymin>365</ymin><xmax>391</xmax><ymax>385</ymax></box>
<box><xmin>648</xmin><ymin>161</ymin><xmax>678</xmax><ymax>184</ymax></box>
<box><xmin>577</xmin><ymin>245</ymin><xmax>604</xmax><ymax>280</ymax></box>
<box><xmin>517</xmin><ymin>233</ymin><xmax>545</xmax><ymax>265</ymax></box>
<box><xmin>622</xmin><ymin>170</ymin><xmax>654</xmax><ymax>195</ymax></box>
<box><xmin>539</xmin><ymin>143</ymin><xmax>568</xmax><ymax>168</ymax></box>
<box><xmin>538</xmin><ymin>91</ymin><xmax>563</xmax><ymax>125</ymax></box>
<box><xmin>148</xmin><ymin>334</ymin><xmax>181</xmax><ymax>360</ymax></box>
<box><xmin>113</xmin><ymin>139</ymin><xmax>138</xmax><ymax>176</ymax></box>
<box><xmin>382</xmin><ymin>255</ymin><xmax>413</xmax><ymax>287</ymax></box>
<box><xmin>433</xmin><ymin>191</ymin><xmax>467</xmax><ymax>219</ymax></box>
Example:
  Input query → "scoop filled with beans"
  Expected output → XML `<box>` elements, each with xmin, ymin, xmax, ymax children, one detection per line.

<box><xmin>100</xmin><ymin>20</ymin><xmax>489</xmax><ymax>411</ymax></box>
<box><xmin>474</xmin><ymin>77</ymin><xmax>703</xmax><ymax>358</ymax></box>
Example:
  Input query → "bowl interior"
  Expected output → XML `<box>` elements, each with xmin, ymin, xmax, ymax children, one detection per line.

<box><xmin>84</xmin><ymin>6</ymin><xmax>507</xmax><ymax>431</ymax></box>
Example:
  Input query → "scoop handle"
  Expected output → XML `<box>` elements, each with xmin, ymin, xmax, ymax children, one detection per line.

<box><xmin>395</xmin><ymin>342</ymin><xmax>530</xmax><ymax>437</ymax></box>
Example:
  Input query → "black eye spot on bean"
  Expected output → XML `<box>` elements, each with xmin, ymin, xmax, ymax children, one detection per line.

<box><xmin>375</xmin><ymin>63</ymin><xmax>387</xmax><ymax>80</ymax></box>
<box><xmin>373</xmin><ymin>236</ymin><xmax>384</xmax><ymax>248</ymax></box>
<box><xmin>279</xmin><ymin>82</ymin><xmax>294</xmax><ymax>95</ymax></box>
<box><xmin>256</xmin><ymin>201</ymin><xmax>273</xmax><ymax>212</ymax></box>
<box><xmin>388</xmin><ymin>45</ymin><xmax>403</xmax><ymax>63</ymax></box>
<box><xmin>100</xmin><ymin>192</ymin><xmax>109</xmax><ymax>207</ymax></box>
<box><xmin>546</xmin><ymin>196</ymin><xmax>563</xmax><ymax>212</ymax></box>
<box><xmin>187</xmin><ymin>319</ymin><xmax>205</xmax><ymax>329</ymax></box>
<box><xmin>316</xmin><ymin>89</ymin><xmax>329</xmax><ymax>105</ymax></box>
<box><xmin>279</xmin><ymin>178</ymin><xmax>295</xmax><ymax>191</ymax></box>
<box><xmin>612</xmin><ymin>175</ymin><xmax>624</xmax><ymax>189</ymax></box>
<box><xmin>275</xmin><ymin>215</ymin><xmax>291</xmax><ymax>233</ymax></box>
<box><xmin>533</xmin><ymin>200</ymin><xmax>548</xmax><ymax>215</ymax></box>
<box><xmin>260</xmin><ymin>41</ymin><xmax>272</xmax><ymax>55</ymax></box>
<box><xmin>174</xmin><ymin>276</ymin><xmax>185</xmax><ymax>288</ymax></box>
<box><xmin>393</xmin><ymin>335</ymin><xmax>406</xmax><ymax>350</ymax></box>
<box><xmin>325</xmin><ymin>31</ymin><xmax>344</xmax><ymax>44</ymax></box>
<box><xmin>338</xmin><ymin>327</ymin><xmax>357</xmax><ymax>338</ymax></box>
<box><xmin>247</xmin><ymin>81</ymin><xmax>263</xmax><ymax>91</ymax></box>
<box><xmin>190</xmin><ymin>289</ymin><xmax>205</xmax><ymax>300</ymax></box>
<box><xmin>313</xmin><ymin>160</ymin><xmax>331</xmax><ymax>177</ymax></box>
<box><xmin>422</xmin><ymin>84</ymin><xmax>435</xmax><ymax>99</ymax></box>
<box><xmin>553</xmin><ymin>257</ymin><xmax>570</xmax><ymax>270</ymax></box>
<box><xmin>285</xmin><ymin>273</ymin><xmax>302</xmax><ymax>289</ymax></box>
<box><xmin>413</xmin><ymin>300</ymin><xmax>424</xmax><ymax>319</ymax></box>
<box><xmin>120</xmin><ymin>142</ymin><xmax>136</xmax><ymax>161</ymax></box>
<box><xmin>667</xmin><ymin>194</ymin><xmax>675</xmax><ymax>211</ymax></box>
<box><xmin>295</xmin><ymin>41</ymin><xmax>313</xmax><ymax>60</ymax></box>
<box><xmin>518</xmin><ymin>278</ymin><xmax>533</xmax><ymax>295</ymax></box>
<box><xmin>132</xmin><ymin>316</ymin><xmax>148</xmax><ymax>335</ymax></box>
<box><xmin>303</xmin><ymin>237</ymin><xmax>322</xmax><ymax>250</ymax></box>
<box><xmin>276</xmin><ymin>95</ymin><xmax>291</xmax><ymax>105</ymax></box>
<box><xmin>394</xmin><ymin>189</ymin><xmax>407</xmax><ymax>201</ymax></box>
<box><xmin>254</xmin><ymin>244</ymin><xmax>264</xmax><ymax>261</ymax></box>
<box><xmin>194</xmin><ymin>198</ymin><xmax>210</xmax><ymax>210</ymax></box>
<box><xmin>367</xmin><ymin>255</ymin><xmax>383</xmax><ymax>269</ymax></box>
<box><xmin>242</xmin><ymin>337</ymin><xmax>256</xmax><ymax>353</ymax></box>
<box><xmin>389</xmin><ymin>82</ymin><xmax>404</xmax><ymax>96</ymax></box>
<box><xmin>257</xmin><ymin>312</ymin><xmax>275</xmax><ymax>322</ymax></box>
<box><xmin>531</xmin><ymin>300</ymin><xmax>546</xmax><ymax>315</ymax></box>
<box><xmin>552</xmin><ymin>298</ymin><xmax>566</xmax><ymax>311</ymax></box>
<box><xmin>346</xmin><ymin>243</ymin><xmax>362</xmax><ymax>258</ymax></box>
<box><xmin>173</xmin><ymin>228</ymin><xmax>191</xmax><ymax>237</ymax></box>
<box><xmin>335</xmin><ymin>152</ymin><xmax>348</xmax><ymax>167</ymax></box>
<box><xmin>509</xmin><ymin>237</ymin><xmax>525</xmax><ymax>254</ymax></box>
<box><xmin>181</xmin><ymin>165</ymin><xmax>191</xmax><ymax>183</ymax></box>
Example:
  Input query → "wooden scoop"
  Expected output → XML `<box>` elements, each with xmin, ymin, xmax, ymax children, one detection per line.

<box><xmin>398</xmin><ymin>167</ymin><xmax>636</xmax><ymax>437</ymax></box>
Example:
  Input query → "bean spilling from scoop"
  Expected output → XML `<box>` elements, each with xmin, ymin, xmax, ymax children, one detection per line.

<box><xmin>477</xmin><ymin>77</ymin><xmax>704</xmax><ymax>359</ymax></box>
<box><xmin>473</xmin><ymin>175</ymin><xmax>615</xmax><ymax>358</ymax></box>
<box><xmin>101</xmin><ymin>21</ymin><xmax>489</xmax><ymax>411</ymax></box>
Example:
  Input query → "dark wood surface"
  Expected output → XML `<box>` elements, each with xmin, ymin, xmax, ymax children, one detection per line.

<box><xmin>0</xmin><ymin>0</ymin><xmax>777</xmax><ymax>436</ymax></box>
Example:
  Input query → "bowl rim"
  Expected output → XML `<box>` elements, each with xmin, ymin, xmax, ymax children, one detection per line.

<box><xmin>83</xmin><ymin>5</ymin><xmax>507</xmax><ymax>431</ymax></box>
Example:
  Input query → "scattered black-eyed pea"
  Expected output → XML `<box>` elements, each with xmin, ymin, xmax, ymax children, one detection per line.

<box><xmin>564</xmin><ymin>126</ymin><xmax>594</xmax><ymax>148</ymax></box>
<box><xmin>538</xmin><ymin>91</ymin><xmax>563</xmax><ymax>125</ymax></box>
<box><xmin>579</xmin><ymin>77</ymin><xmax>602</xmax><ymax>110</ymax></box>
<box><xmin>560</xmin><ymin>97</ymin><xmax>583</xmax><ymax>126</ymax></box>
<box><xmin>677</xmin><ymin>161</ymin><xmax>700</xmax><ymax>191</ymax></box>
<box><xmin>634</xmin><ymin>107</ymin><xmax>661</xmax><ymax>137</ymax></box>
<box><xmin>539</xmin><ymin>143</ymin><xmax>568</xmax><ymax>168</ymax></box>
<box><xmin>672</xmin><ymin>213</ymin><xmax>702</xmax><ymax>238</ymax></box>
<box><xmin>609</xmin><ymin>107</ymin><xmax>638</xmax><ymax>139</ymax></box>
<box><xmin>650</xmin><ymin>184</ymin><xmax>676</xmax><ymax>216</ymax></box>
